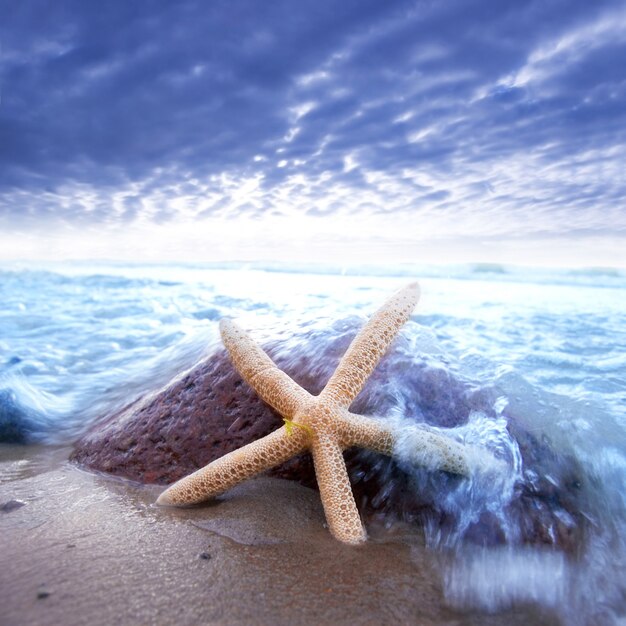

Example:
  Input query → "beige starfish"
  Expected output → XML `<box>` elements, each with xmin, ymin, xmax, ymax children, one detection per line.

<box><xmin>157</xmin><ymin>282</ymin><xmax>471</xmax><ymax>544</ymax></box>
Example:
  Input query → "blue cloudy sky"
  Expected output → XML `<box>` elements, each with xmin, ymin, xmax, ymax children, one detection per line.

<box><xmin>1</xmin><ymin>0</ymin><xmax>625</xmax><ymax>267</ymax></box>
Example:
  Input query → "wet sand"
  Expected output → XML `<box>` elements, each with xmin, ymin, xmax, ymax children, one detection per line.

<box><xmin>0</xmin><ymin>444</ymin><xmax>557</xmax><ymax>626</ymax></box>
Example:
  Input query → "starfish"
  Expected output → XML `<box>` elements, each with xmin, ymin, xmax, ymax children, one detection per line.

<box><xmin>157</xmin><ymin>282</ymin><xmax>472</xmax><ymax>544</ymax></box>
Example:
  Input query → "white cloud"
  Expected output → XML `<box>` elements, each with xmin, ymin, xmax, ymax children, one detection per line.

<box><xmin>296</xmin><ymin>70</ymin><xmax>330</xmax><ymax>86</ymax></box>
<box><xmin>495</xmin><ymin>7</ymin><xmax>626</xmax><ymax>94</ymax></box>
<box><xmin>2</xmin><ymin>0</ymin><xmax>625</xmax><ymax>270</ymax></box>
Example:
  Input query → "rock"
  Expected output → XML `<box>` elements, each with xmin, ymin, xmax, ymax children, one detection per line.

<box><xmin>70</xmin><ymin>345</ymin><xmax>319</xmax><ymax>487</ymax></box>
<box><xmin>1</xmin><ymin>499</ymin><xmax>26</xmax><ymax>513</ymax></box>
<box><xmin>71</xmin><ymin>319</ymin><xmax>585</xmax><ymax>551</ymax></box>
<box><xmin>70</xmin><ymin>318</ymin><xmax>474</xmax><ymax>489</ymax></box>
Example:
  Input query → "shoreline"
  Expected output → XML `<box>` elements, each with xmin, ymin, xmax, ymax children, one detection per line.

<box><xmin>0</xmin><ymin>445</ymin><xmax>558</xmax><ymax>625</ymax></box>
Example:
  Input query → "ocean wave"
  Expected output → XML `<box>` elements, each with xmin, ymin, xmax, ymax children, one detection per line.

<box><xmin>0</xmin><ymin>262</ymin><xmax>624</xmax><ymax>623</ymax></box>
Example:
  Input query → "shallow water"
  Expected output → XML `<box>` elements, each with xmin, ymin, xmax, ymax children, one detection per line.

<box><xmin>0</xmin><ymin>260</ymin><xmax>625</xmax><ymax>624</ymax></box>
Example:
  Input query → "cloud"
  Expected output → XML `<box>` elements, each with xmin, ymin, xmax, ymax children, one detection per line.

<box><xmin>0</xmin><ymin>0</ymin><xmax>625</xmax><ymax>264</ymax></box>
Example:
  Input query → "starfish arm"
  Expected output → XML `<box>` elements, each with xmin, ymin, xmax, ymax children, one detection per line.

<box><xmin>311</xmin><ymin>435</ymin><xmax>367</xmax><ymax>544</ymax></box>
<box><xmin>338</xmin><ymin>411</ymin><xmax>395</xmax><ymax>454</ymax></box>
<box><xmin>220</xmin><ymin>318</ymin><xmax>312</xmax><ymax>418</ymax></box>
<box><xmin>156</xmin><ymin>426</ymin><xmax>309</xmax><ymax>506</ymax></box>
<box><xmin>320</xmin><ymin>282</ymin><xmax>420</xmax><ymax>408</ymax></box>
<box><xmin>341</xmin><ymin>412</ymin><xmax>471</xmax><ymax>476</ymax></box>
<box><xmin>394</xmin><ymin>422</ymin><xmax>471</xmax><ymax>476</ymax></box>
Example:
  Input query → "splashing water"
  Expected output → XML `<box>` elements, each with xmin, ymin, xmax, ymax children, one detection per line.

<box><xmin>1</xmin><ymin>260</ymin><xmax>625</xmax><ymax>624</ymax></box>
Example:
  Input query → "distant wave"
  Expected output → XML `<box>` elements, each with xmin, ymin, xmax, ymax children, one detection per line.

<box><xmin>2</xmin><ymin>259</ymin><xmax>624</xmax><ymax>289</ymax></box>
<box><xmin>568</xmin><ymin>266</ymin><xmax>622</xmax><ymax>278</ymax></box>
<box><xmin>189</xmin><ymin>260</ymin><xmax>626</xmax><ymax>289</ymax></box>
<box><xmin>469</xmin><ymin>262</ymin><xmax>508</xmax><ymax>274</ymax></box>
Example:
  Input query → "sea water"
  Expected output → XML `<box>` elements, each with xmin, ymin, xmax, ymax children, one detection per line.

<box><xmin>0</xmin><ymin>260</ymin><xmax>625</xmax><ymax>625</ymax></box>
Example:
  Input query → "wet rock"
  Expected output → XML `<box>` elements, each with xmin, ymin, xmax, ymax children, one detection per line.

<box><xmin>71</xmin><ymin>321</ymin><xmax>585</xmax><ymax>552</ymax></box>
<box><xmin>1</xmin><ymin>499</ymin><xmax>26</xmax><ymax>513</ymax></box>
<box><xmin>71</xmin><ymin>345</ymin><xmax>318</xmax><ymax>487</ymax></box>
<box><xmin>70</xmin><ymin>321</ymin><xmax>469</xmax><ymax>488</ymax></box>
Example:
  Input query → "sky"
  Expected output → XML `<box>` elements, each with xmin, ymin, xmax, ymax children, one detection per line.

<box><xmin>1</xmin><ymin>0</ymin><xmax>625</xmax><ymax>268</ymax></box>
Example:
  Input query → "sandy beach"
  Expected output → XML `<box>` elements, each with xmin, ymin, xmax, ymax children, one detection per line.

<box><xmin>0</xmin><ymin>444</ymin><xmax>559</xmax><ymax>626</ymax></box>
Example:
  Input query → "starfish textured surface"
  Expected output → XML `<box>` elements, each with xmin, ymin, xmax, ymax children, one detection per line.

<box><xmin>157</xmin><ymin>282</ymin><xmax>472</xmax><ymax>544</ymax></box>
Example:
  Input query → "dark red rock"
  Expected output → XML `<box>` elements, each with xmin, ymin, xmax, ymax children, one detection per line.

<box><xmin>70</xmin><ymin>346</ymin><xmax>320</xmax><ymax>487</ymax></box>
<box><xmin>71</xmin><ymin>320</ymin><xmax>586</xmax><ymax>552</ymax></box>
<box><xmin>70</xmin><ymin>318</ymin><xmax>473</xmax><ymax>490</ymax></box>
